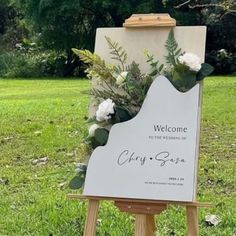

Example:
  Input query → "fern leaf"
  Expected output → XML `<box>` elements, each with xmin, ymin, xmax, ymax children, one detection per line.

<box><xmin>105</xmin><ymin>36</ymin><xmax>128</xmax><ymax>70</ymax></box>
<box><xmin>165</xmin><ymin>29</ymin><xmax>182</xmax><ymax>66</ymax></box>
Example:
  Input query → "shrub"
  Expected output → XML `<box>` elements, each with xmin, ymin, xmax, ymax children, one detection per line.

<box><xmin>0</xmin><ymin>52</ymin><xmax>40</xmax><ymax>78</ymax></box>
<box><xmin>39</xmin><ymin>52</ymin><xmax>66</xmax><ymax>77</ymax></box>
<box><xmin>0</xmin><ymin>50</ymin><xmax>67</xmax><ymax>78</ymax></box>
<box><xmin>206</xmin><ymin>49</ymin><xmax>236</xmax><ymax>75</ymax></box>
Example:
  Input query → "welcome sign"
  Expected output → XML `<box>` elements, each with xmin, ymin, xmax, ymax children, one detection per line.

<box><xmin>83</xmin><ymin>25</ymin><xmax>206</xmax><ymax>202</ymax></box>
<box><xmin>84</xmin><ymin>76</ymin><xmax>201</xmax><ymax>202</ymax></box>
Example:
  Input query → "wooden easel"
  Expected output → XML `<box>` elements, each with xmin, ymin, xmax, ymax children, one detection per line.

<box><xmin>68</xmin><ymin>194</ymin><xmax>211</xmax><ymax>236</ymax></box>
<box><xmin>69</xmin><ymin>14</ymin><xmax>212</xmax><ymax>236</ymax></box>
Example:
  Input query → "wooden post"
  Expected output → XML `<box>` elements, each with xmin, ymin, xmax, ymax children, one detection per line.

<box><xmin>83</xmin><ymin>199</ymin><xmax>100</xmax><ymax>236</ymax></box>
<box><xmin>146</xmin><ymin>215</ymin><xmax>156</xmax><ymax>236</ymax></box>
<box><xmin>135</xmin><ymin>214</ymin><xmax>155</xmax><ymax>236</ymax></box>
<box><xmin>186</xmin><ymin>206</ymin><xmax>199</xmax><ymax>236</ymax></box>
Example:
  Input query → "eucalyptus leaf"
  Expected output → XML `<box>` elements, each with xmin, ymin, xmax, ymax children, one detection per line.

<box><xmin>115</xmin><ymin>106</ymin><xmax>132</xmax><ymax>122</ymax></box>
<box><xmin>159</xmin><ymin>64</ymin><xmax>164</xmax><ymax>72</ymax></box>
<box><xmin>90</xmin><ymin>137</ymin><xmax>101</xmax><ymax>149</ymax></box>
<box><xmin>149</xmin><ymin>69</ymin><xmax>158</xmax><ymax>77</ymax></box>
<box><xmin>94</xmin><ymin>128</ymin><xmax>109</xmax><ymax>146</ymax></box>
<box><xmin>69</xmin><ymin>174</ymin><xmax>85</xmax><ymax>189</ymax></box>
<box><xmin>197</xmin><ymin>63</ymin><xmax>214</xmax><ymax>81</ymax></box>
<box><xmin>171</xmin><ymin>64</ymin><xmax>197</xmax><ymax>92</ymax></box>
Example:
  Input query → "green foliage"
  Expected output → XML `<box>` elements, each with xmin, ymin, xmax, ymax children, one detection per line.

<box><xmin>88</xmin><ymin>127</ymin><xmax>110</xmax><ymax>149</ymax></box>
<box><xmin>0</xmin><ymin>50</ymin><xmax>66</xmax><ymax>78</ymax></box>
<box><xmin>1</xmin><ymin>0</ymin><xmax>234</xmax><ymax>77</ymax></box>
<box><xmin>170</xmin><ymin>62</ymin><xmax>214</xmax><ymax>92</ymax></box>
<box><xmin>163</xmin><ymin>29</ymin><xmax>213</xmax><ymax>91</ymax></box>
<box><xmin>114</xmin><ymin>106</ymin><xmax>133</xmax><ymax>122</ymax></box>
<box><xmin>0</xmin><ymin>0</ymin><xmax>234</xmax><ymax>77</ymax></box>
<box><xmin>0</xmin><ymin>0</ymin><xmax>28</xmax><ymax>53</ymax></box>
<box><xmin>0</xmin><ymin>52</ymin><xmax>41</xmax><ymax>78</ymax></box>
<box><xmin>72</xmin><ymin>48</ymin><xmax>101</xmax><ymax>65</ymax></box>
<box><xmin>94</xmin><ymin>128</ymin><xmax>109</xmax><ymax>146</ymax></box>
<box><xmin>165</xmin><ymin>29</ymin><xmax>182</xmax><ymax>66</ymax></box>
<box><xmin>126</xmin><ymin>61</ymin><xmax>142</xmax><ymax>81</ymax></box>
<box><xmin>145</xmin><ymin>50</ymin><xmax>164</xmax><ymax>77</ymax></box>
<box><xmin>105</xmin><ymin>36</ymin><xmax>127</xmax><ymax>70</ymax></box>
<box><xmin>197</xmin><ymin>63</ymin><xmax>215</xmax><ymax>81</ymax></box>
<box><xmin>69</xmin><ymin>174</ymin><xmax>85</xmax><ymax>189</ymax></box>
<box><xmin>171</xmin><ymin>64</ymin><xmax>197</xmax><ymax>92</ymax></box>
<box><xmin>69</xmin><ymin>163</ymin><xmax>87</xmax><ymax>189</ymax></box>
<box><xmin>72</xmin><ymin>48</ymin><xmax>115</xmax><ymax>83</ymax></box>
<box><xmin>207</xmin><ymin>49</ymin><xmax>236</xmax><ymax>75</ymax></box>
<box><xmin>17</xmin><ymin>0</ymin><xmax>85</xmax><ymax>51</ymax></box>
<box><xmin>165</xmin><ymin>0</ymin><xmax>236</xmax><ymax>75</ymax></box>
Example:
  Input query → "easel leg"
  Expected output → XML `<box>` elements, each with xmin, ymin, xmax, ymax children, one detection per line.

<box><xmin>186</xmin><ymin>206</ymin><xmax>199</xmax><ymax>236</ymax></box>
<box><xmin>83</xmin><ymin>199</ymin><xmax>100</xmax><ymax>236</ymax></box>
<box><xmin>146</xmin><ymin>215</ymin><xmax>155</xmax><ymax>236</ymax></box>
<box><xmin>135</xmin><ymin>214</ymin><xmax>155</xmax><ymax>236</ymax></box>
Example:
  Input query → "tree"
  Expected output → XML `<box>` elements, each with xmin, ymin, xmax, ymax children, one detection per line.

<box><xmin>0</xmin><ymin>0</ymin><xmax>27</xmax><ymax>52</ymax></box>
<box><xmin>165</xmin><ymin>0</ymin><xmax>236</xmax><ymax>52</ymax></box>
<box><xmin>164</xmin><ymin>0</ymin><xmax>236</xmax><ymax>73</ymax></box>
<box><xmin>0</xmin><ymin>0</ymin><xmax>9</xmax><ymax>35</ymax></box>
<box><xmin>15</xmin><ymin>0</ymin><xmax>236</xmax><ymax>75</ymax></box>
<box><xmin>16</xmin><ymin>0</ymin><xmax>167</xmax><ymax>76</ymax></box>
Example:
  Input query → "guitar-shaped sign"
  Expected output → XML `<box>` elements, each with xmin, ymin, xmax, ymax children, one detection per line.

<box><xmin>84</xmin><ymin>76</ymin><xmax>201</xmax><ymax>202</ymax></box>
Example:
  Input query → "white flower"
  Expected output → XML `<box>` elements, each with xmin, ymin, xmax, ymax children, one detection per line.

<box><xmin>178</xmin><ymin>53</ymin><xmax>201</xmax><ymax>72</ymax></box>
<box><xmin>96</xmin><ymin>99</ymin><xmax>115</xmax><ymax>121</ymax></box>
<box><xmin>219</xmin><ymin>49</ymin><xmax>226</xmax><ymax>54</ymax></box>
<box><xmin>116</xmin><ymin>71</ymin><xmax>128</xmax><ymax>85</ymax></box>
<box><xmin>88</xmin><ymin>124</ymin><xmax>100</xmax><ymax>137</ymax></box>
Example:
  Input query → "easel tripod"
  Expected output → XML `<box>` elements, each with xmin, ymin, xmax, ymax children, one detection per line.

<box><xmin>68</xmin><ymin>194</ymin><xmax>211</xmax><ymax>236</ymax></box>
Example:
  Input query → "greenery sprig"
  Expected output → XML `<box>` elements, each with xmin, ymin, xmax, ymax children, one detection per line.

<box><xmin>165</xmin><ymin>29</ymin><xmax>182</xmax><ymax>66</ymax></box>
<box><xmin>105</xmin><ymin>36</ymin><xmax>128</xmax><ymax>71</ymax></box>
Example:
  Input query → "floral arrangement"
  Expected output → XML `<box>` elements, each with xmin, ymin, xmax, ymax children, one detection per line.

<box><xmin>69</xmin><ymin>29</ymin><xmax>214</xmax><ymax>189</ymax></box>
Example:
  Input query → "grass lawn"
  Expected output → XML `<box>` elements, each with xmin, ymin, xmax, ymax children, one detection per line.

<box><xmin>0</xmin><ymin>76</ymin><xmax>235</xmax><ymax>236</ymax></box>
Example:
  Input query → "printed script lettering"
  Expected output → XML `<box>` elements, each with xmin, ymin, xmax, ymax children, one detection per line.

<box><xmin>117</xmin><ymin>150</ymin><xmax>186</xmax><ymax>167</ymax></box>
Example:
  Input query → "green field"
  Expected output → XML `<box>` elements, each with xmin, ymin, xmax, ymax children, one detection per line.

<box><xmin>0</xmin><ymin>77</ymin><xmax>235</xmax><ymax>236</ymax></box>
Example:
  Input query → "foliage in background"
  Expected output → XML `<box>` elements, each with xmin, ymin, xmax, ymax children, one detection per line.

<box><xmin>0</xmin><ymin>41</ymin><xmax>67</xmax><ymax>78</ymax></box>
<box><xmin>0</xmin><ymin>0</ymin><xmax>28</xmax><ymax>53</ymax></box>
<box><xmin>0</xmin><ymin>0</ymin><xmax>235</xmax><ymax>77</ymax></box>
<box><xmin>207</xmin><ymin>49</ymin><xmax>236</xmax><ymax>75</ymax></box>
<box><xmin>164</xmin><ymin>0</ymin><xmax>236</xmax><ymax>74</ymax></box>
<box><xmin>14</xmin><ymin>0</ymin><xmax>164</xmax><ymax>76</ymax></box>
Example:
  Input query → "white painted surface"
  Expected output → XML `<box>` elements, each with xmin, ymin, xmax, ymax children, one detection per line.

<box><xmin>84</xmin><ymin>76</ymin><xmax>200</xmax><ymax>202</ymax></box>
<box><xmin>95</xmin><ymin>26</ymin><xmax>207</xmax><ymax>73</ymax></box>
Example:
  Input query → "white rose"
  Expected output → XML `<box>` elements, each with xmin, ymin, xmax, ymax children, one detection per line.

<box><xmin>88</xmin><ymin>124</ymin><xmax>100</xmax><ymax>137</ymax></box>
<box><xmin>178</xmin><ymin>53</ymin><xmax>201</xmax><ymax>72</ymax></box>
<box><xmin>96</xmin><ymin>98</ymin><xmax>115</xmax><ymax>121</ymax></box>
<box><xmin>116</xmin><ymin>71</ymin><xmax>128</xmax><ymax>85</ymax></box>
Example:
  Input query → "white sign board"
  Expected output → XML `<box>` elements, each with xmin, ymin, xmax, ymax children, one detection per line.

<box><xmin>94</xmin><ymin>26</ymin><xmax>206</xmax><ymax>73</ymax></box>
<box><xmin>84</xmin><ymin>76</ymin><xmax>201</xmax><ymax>202</ymax></box>
<box><xmin>84</xmin><ymin>26</ymin><xmax>206</xmax><ymax>202</ymax></box>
